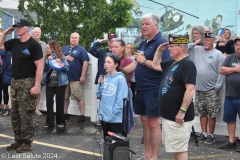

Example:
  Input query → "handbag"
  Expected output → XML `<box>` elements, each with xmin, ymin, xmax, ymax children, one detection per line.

<box><xmin>46</xmin><ymin>69</ymin><xmax>53</xmax><ymax>83</ymax></box>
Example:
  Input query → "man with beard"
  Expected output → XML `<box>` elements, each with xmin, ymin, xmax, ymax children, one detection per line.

<box><xmin>188</xmin><ymin>30</ymin><xmax>225</xmax><ymax>144</ymax></box>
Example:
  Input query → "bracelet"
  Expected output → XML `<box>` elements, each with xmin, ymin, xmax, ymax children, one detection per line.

<box><xmin>180</xmin><ymin>107</ymin><xmax>186</xmax><ymax>112</ymax></box>
<box><xmin>179</xmin><ymin>108</ymin><xmax>186</xmax><ymax>113</ymax></box>
<box><xmin>179</xmin><ymin>110</ymin><xmax>186</xmax><ymax>114</ymax></box>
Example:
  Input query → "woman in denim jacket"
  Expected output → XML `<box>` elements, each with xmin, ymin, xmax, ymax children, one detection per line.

<box><xmin>42</xmin><ymin>40</ymin><xmax>69</xmax><ymax>128</ymax></box>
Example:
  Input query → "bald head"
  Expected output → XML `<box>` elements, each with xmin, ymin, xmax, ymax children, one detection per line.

<box><xmin>70</xmin><ymin>32</ymin><xmax>80</xmax><ymax>47</ymax></box>
<box><xmin>32</xmin><ymin>27</ymin><xmax>42</xmax><ymax>41</ymax></box>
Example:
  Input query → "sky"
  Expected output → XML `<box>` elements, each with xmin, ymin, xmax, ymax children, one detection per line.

<box><xmin>0</xmin><ymin>0</ymin><xmax>19</xmax><ymax>9</ymax></box>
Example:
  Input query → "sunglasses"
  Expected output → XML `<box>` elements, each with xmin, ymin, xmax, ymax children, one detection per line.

<box><xmin>105</xmin><ymin>52</ymin><xmax>120</xmax><ymax>61</ymax></box>
<box><xmin>111</xmin><ymin>38</ymin><xmax>125</xmax><ymax>46</ymax></box>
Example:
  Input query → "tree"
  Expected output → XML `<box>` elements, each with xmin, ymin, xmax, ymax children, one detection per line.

<box><xmin>18</xmin><ymin>0</ymin><xmax>134</xmax><ymax>48</ymax></box>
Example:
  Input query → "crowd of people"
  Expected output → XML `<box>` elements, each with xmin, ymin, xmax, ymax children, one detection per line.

<box><xmin>0</xmin><ymin>12</ymin><xmax>240</xmax><ymax>160</ymax></box>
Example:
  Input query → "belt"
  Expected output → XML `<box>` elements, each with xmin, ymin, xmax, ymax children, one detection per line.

<box><xmin>196</xmin><ymin>88</ymin><xmax>215</xmax><ymax>92</ymax></box>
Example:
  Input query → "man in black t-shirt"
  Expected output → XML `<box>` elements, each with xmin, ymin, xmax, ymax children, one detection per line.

<box><xmin>219</xmin><ymin>37</ymin><xmax>240</xmax><ymax>152</ymax></box>
<box><xmin>152</xmin><ymin>35</ymin><xmax>196</xmax><ymax>160</ymax></box>
<box><xmin>0</xmin><ymin>19</ymin><xmax>43</xmax><ymax>153</ymax></box>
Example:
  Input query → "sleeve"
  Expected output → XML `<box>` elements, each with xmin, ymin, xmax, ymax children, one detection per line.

<box><xmin>112</xmin><ymin>77</ymin><xmax>128</xmax><ymax>115</ymax></box>
<box><xmin>1</xmin><ymin>51</ymin><xmax>11</xmax><ymax>72</ymax></box>
<box><xmin>4</xmin><ymin>39</ymin><xmax>14</xmax><ymax>51</ymax></box>
<box><xmin>81</xmin><ymin>47</ymin><xmax>90</xmax><ymax>62</ymax></box>
<box><xmin>31</xmin><ymin>41</ymin><xmax>43</xmax><ymax>61</ymax></box>
<box><xmin>88</xmin><ymin>42</ymin><xmax>101</xmax><ymax>58</ymax></box>
<box><xmin>215</xmin><ymin>41</ymin><xmax>220</xmax><ymax>50</ymax></box>
<box><xmin>182</xmin><ymin>61</ymin><xmax>197</xmax><ymax>85</ymax></box>
<box><xmin>224</xmin><ymin>40</ymin><xmax>233</xmax><ymax>55</ymax></box>
<box><xmin>221</xmin><ymin>55</ymin><xmax>231</xmax><ymax>67</ymax></box>
<box><xmin>96</xmin><ymin>84</ymin><xmax>104</xmax><ymax>99</ymax></box>
<box><xmin>215</xmin><ymin>54</ymin><xmax>225</xmax><ymax>89</ymax></box>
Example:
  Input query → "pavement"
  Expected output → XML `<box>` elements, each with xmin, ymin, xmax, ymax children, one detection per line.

<box><xmin>0</xmin><ymin>113</ymin><xmax>240</xmax><ymax>160</ymax></box>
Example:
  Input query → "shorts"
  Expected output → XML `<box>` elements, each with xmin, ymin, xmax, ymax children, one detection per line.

<box><xmin>64</xmin><ymin>81</ymin><xmax>83</xmax><ymax>101</ymax></box>
<box><xmin>223</xmin><ymin>97</ymin><xmax>240</xmax><ymax>123</ymax></box>
<box><xmin>162</xmin><ymin>118</ymin><xmax>192</xmax><ymax>152</ymax></box>
<box><xmin>133</xmin><ymin>89</ymin><xmax>160</xmax><ymax>117</ymax></box>
<box><xmin>195</xmin><ymin>89</ymin><xmax>221</xmax><ymax>118</ymax></box>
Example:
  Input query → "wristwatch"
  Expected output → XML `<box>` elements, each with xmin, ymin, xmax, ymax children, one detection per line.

<box><xmin>142</xmin><ymin>59</ymin><xmax>147</xmax><ymax>66</ymax></box>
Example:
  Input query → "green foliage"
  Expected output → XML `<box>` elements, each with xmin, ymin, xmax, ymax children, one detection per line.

<box><xmin>18</xmin><ymin>0</ymin><xmax>134</xmax><ymax>49</ymax></box>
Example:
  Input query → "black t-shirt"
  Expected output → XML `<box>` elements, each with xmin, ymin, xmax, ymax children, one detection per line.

<box><xmin>4</xmin><ymin>37</ymin><xmax>43</xmax><ymax>79</ymax></box>
<box><xmin>221</xmin><ymin>54</ymin><xmax>240</xmax><ymax>97</ymax></box>
<box><xmin>159</xmin><ymin>57</ymin><xmax>197</xmax><ymax>122</ymax></box>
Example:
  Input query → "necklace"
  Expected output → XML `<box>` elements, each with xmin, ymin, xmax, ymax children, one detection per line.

<box><xmin>171</xmin><ymin>56</ymin><xmax>188</xmax><ymax>66</ymax></box>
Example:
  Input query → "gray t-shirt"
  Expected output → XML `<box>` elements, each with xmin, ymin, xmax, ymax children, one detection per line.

<box><xmin>39</xmin><ymin>40</ymin><xmax>46</xmax><ymax>55</ymax></box>
<box><xmin>188</xmin><ymin>43</ymin><xmax>225</xmax><ymax>91</ymax></box>
<box><xmin>222</xmin><ymin>54</ymin><xmax>240</xmax><ymax>97</ymax></box>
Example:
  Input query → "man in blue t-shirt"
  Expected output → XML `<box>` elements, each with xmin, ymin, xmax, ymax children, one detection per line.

<box><xmin>62</xmin><ymin>32</ymin><xmax>90</xmax><ymax>123</ymax></box>
<box><xmin>123</xmin><ymin>13</ymin><xmax>170</xmax><ymax>160</ymax></box>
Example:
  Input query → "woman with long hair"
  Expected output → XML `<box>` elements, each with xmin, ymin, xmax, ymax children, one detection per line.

<box><xmin>96</xmin><ymin>53</ymin><xmax>128</xmax><ymax>138</ymax></box>
<box><xmin>42</xmin><ymin>40</ymin><xmax>69</xmax><ymax>128</ymax></box>
<box><xmin>111</xmin><ymin>38</ymin><xmax>132</xmax><ymax>87</ymax></box>
<box><xmin>215</xmin><ymin>28</ymin><xmax>231</xmax><ymax>54</ymax></box>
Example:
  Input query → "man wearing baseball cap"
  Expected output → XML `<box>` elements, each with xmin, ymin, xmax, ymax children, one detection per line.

<box><xmin>89</xmin><ymin>32</ymin><xmax>117</xmax><ymax>85</ymax></box>
<box><xmin>0</xmin><ymin>19</ymin><xmax>43</xmax><ymax>153</ymax></box>
<box><xmin>188</xmin><ymin>30</ymin><xmax>225</xmax><ymax>144</ymax></box>
<box><xmin>152</xmin><ymin>35</ymin><xmax>196</xmax><ymax>160</ymax></box>
<box><xmin>219</xmin><ymin>36</ymin><xmax>240</xmax><ymax>151</ymax></box>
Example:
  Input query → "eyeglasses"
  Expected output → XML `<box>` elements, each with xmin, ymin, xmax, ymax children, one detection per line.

<box><xmin>111</xmin><ymin>38</ymin><xmax>125</xmax><ymax>46</ymax></box>
<box><xmin>106</xmin><ymin>52</ymin><xmax>120</xmax><ymax>61</ymax></box>
<box><xmin>168</xmin><ymin>44</ymin><xmax>181</xmax><ymax>48</ymax></box>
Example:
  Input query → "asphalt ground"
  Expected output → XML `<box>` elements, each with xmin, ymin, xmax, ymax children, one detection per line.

<box><xmin>0</xmin><ymin>113</ymin><xmax>240</xmax><ymax>160</ymax></box>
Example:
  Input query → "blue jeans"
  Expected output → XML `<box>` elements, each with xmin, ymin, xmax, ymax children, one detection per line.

<box><xmin>133</xmin><ymin>89</ymin><xmax>160</xmax><ymax>117</ymax></box>
<box><xmin>223</xmin><ymin>97</ymin><xmax>240</xmax><ymax>122</ymax></box>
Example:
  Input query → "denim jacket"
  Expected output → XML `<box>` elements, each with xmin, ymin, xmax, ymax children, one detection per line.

<box><xmin>42</xmin><ymin>56</ymin><xmax>69</xmax><ymax>86</ymax></box>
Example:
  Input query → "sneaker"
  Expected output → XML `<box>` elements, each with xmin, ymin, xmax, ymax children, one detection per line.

<box><xmin>6</xmin><ymin>141</ymin><xmax>22</xmax><ymax>151</ymax></box>
<box><xmin>43</xmin><ymin>123</ymin><xmax>54</xmax><ymax>127</ymax></box>
<box><xmin>1</xmin><ymin>109</ymin><xmax>8</xmax><ymax>116</ymax></box>
<box><xmin>197</xmin><ymin>133</ymin><xmax>207</xmax><ymax>142</ymax></box>
<box><xmin>35</xmin><ymin>109</ymin><xmax>43</xmax><ymax>116</ymax></box>
<box><xmin>94</xmin><ymin>120</ymin><xmax>101</xmax><ymax>126</ymax></box>
<box><xmin>16</xmin><ymin>143</ymin><xmax>32</xmax><ymax>153</ymax></box>
<box><xmin>57</xmin><ymin>124</ymin><xmax>65</xmax><ymax>128</ymax></box>
<box><xmin>203</xmin><ymin>135</ymin><xmax>215</xmax><ymax>144</ymax></box>
<box><xmin>236</xmin><ymin>145</ymin><xmax>240</xmax><ymax>152</ymax></box>
<box><xmin>64</xmin><ymin>114</ymin><xmax>70</xmax><ymax>120</ymax></box>
<box><xmin>219</xmin><ymin>141</ymin><xmax>236</xmax><ymax>149</ymax></box>
<box><xmin>77</xmin><ymin>115</ymin><xmax>85</xmax><ymax>123</ymax></box>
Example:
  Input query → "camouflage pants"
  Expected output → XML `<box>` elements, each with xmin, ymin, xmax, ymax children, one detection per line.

<box><xmin>11</xmin><ymin>78</ymin><xmax>37</xmax><ymax>143</ymax></box>
<box><xmin>195</xmin><ymin>89</ymin><xmax>221</xmax><ymax>118</ymax></box>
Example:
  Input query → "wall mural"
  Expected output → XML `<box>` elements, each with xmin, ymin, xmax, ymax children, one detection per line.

<box><xmin>120</xmin><ymin>0</ymin><xmax>240</xmax><ymax>43</ymax></box>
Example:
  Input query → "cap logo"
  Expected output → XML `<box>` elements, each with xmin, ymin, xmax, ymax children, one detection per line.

<box><xmin>169</xmin><ymin>35</ymin><xmax>189</xmax><ymax>44</ymax></box>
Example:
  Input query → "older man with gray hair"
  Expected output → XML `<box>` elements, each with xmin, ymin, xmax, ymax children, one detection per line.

<box><xmin>123</xmin><ymin>13</ymin><xmax>170</xmax><ymax>160</ymax></box>
<box><xmin>32</xmin><ymin>27</ymin><xmax>46</xmax><ymax>116</ymax></box>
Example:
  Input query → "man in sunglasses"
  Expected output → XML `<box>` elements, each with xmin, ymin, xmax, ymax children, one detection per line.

<box><xmin>0</xmin><ymin>19</ymin><xmax>43</xmax><ymax>153</ymax></box>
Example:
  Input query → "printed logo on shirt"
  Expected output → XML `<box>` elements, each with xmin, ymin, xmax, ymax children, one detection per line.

<box><xmin>102</xmin><ymin>83</ymin><xmax>116</xmax><ymax>96</ymax></box>
<box><xmin>72</xmin><ymin>50</ymin><xmax>78</xmax><ymax>54</ymax></box>
<box><xmin>162</xmin><ymin>64</ymin><xmax>179</xmax><ymax>95</ymax></box>
<box><xmin>232</xmin><ymin>62</ymin><xmax>239</xmax><ymax>67</ymax></box>
<box><xmin>208</xmin><ymin>56</ymin><xmax>214</xmax><ymax>59</ymax></box>
<box><xmin>22</xmin><ymin>49</ymin><xmax>30</xmax><ymax>55</ymax></box>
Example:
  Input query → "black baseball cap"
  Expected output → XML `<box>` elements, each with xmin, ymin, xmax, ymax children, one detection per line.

<box><xmin>12</xmin><ymin>19</ymin><xmax>31</xmax><ymax>27</ymax></box>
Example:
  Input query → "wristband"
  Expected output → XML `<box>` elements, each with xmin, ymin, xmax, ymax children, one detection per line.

<box><xmin>179</xmin><ymin>108</ymin><xmax>186</xmax><ymax>113</ymax></box>
<box><xmin>180</xmin><ymin>107</ymin><xmax>186</xmax><ymax>112</ymax></box>
<box><xmin>179</xmin><ymin>110</ymin><xmax>186</xmax><ymax>114</ymax></box>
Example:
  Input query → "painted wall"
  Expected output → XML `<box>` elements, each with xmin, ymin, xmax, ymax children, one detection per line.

<box><xmin>132</xmin><ymin>0</ymin><xmax>240</xmax><ymax>39</ymax></box>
